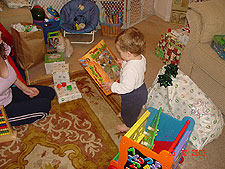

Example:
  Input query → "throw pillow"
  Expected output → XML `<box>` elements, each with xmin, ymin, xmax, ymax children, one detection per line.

<box><xmin>3</xmin><ymin>0</ymin><xmax>30</xmax><ymax>8</ymax></box>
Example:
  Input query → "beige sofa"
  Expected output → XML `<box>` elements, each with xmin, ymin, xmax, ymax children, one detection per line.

<box><xmin>0</xmin><ymin>2</ymin><xmax>32</xmax><ymax>33</ymax></box>
<box><xmin>179</xmin><ymin>0</ymin><xmax>225</xmax><ymax>115</ymax></box>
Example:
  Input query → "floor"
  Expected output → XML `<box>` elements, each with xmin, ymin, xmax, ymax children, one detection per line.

<box><xmin>27</xmin><ymin>15</ymin><xmax>225</xmax><ymax>169</ymax></box>
<box><xmin>27</xmin><ymin>15</ymin><xmax>181</xmax><ymax>87</ymax></box>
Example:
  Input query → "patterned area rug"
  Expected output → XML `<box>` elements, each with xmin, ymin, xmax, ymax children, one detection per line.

<box><xmin>0</xmin><ymin>70</ymin><xmax>119</xmax><ymax>169</ymax></box>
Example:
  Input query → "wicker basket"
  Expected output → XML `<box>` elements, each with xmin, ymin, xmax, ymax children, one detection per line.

<box><xmin>100</xmin><ymin>23</ymin><xmax>122</xmax><ymax>37</ymax></box>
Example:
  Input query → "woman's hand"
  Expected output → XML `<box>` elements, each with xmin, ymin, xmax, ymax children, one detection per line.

<box><xmin>23</xmin><ymin>86</ymin><xmax>39</xmax><ymax>98</ymax></box>
<box><xmin>14</xmin><ymin>78</ymin><xmax>39</xmax><ymax>98</ymax></box>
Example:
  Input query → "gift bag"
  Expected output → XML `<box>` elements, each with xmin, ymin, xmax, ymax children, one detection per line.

<box><xmin>144</xmin><ymin>65</ymin><xmax>224</xmax><ymax>149</ymax></box>
<box><xmin>11</xmin><ymin>23</ymin><xmax>47</xmax><ymax>70</ymax></box>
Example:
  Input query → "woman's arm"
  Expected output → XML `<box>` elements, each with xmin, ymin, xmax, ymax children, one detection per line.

<box><xmin>14</xmin><ymin>78</ymin><xmax>39</xmax><ymax>98</ymax></box>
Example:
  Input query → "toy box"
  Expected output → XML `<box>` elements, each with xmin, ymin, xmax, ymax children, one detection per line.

<box><xmin>52</xmin><ymin>63</ymin><xmax>70</xmax><ymax>86</ymax></box>
<box><xmin>79</xmin><ymin>39</ymin><xmax>121</xmax><ymax>95</ymax></box>
<box><xmin>54</xmin><ymin>81</ymin><xmax>82</xmax><ymax>104</ymax></box>
<box><xmin>109</xmin><ymin>107</ymin><xmax>195</xmax><ymax>169</ymax></box>
<box><xmin>44</xmin><ymin>52</ymin><xmax>65</xmax><ymax>74</ymax></box>
<box><xmin>211</xmin><ymin>35</ymin><xmax>225</xmax><ymax>60</ymax></box>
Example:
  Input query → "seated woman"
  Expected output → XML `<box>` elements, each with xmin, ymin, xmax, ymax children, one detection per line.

<box><xmin>0</xmin><ymin>31</ymin><xmax>56</xmax><ymax>126</ymax></box>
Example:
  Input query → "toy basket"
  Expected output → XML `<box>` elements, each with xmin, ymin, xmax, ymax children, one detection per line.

<box><xmin>100</xmin><ymin>23</ymin><xmax>122</xmax><ymax>37</ymax></box>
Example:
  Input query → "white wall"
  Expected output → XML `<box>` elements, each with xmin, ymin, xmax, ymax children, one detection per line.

<box><xmin>154</xmin><ymin>0</ymin><xmax>172</xmax><ymax>22</ymax></box>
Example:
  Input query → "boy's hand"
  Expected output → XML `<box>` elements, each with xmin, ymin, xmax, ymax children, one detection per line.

<box><xmin>116</xmin><ymin>58</ymin><xmax>123</xmax><ymax>64</ymax></box>
<box><xmin>102</xmin><ymin>81</ymin><xmax>113</xmax><ymax>91</ymax></box>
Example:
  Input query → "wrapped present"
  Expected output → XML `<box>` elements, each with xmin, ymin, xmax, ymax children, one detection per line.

<box><xmin>54</xmin><ymin>81</ymin><xmax>82</xmax><ymax>104</ymax></box>
<box><xmin>164</xmin><ymin>34</ymin><xmax>185</xmax><ymax>65</ymax></box>
<box><xmin>211</xmin><ymin>35</ymin><xmax>225</xmax><ymax>60</ymax></box>
<box><xmin>155</xmin><ymin>30</ymin><xmax>188</xmax><ymax>65</ymax></box>
<box><xmin>155</xmin><ymin>33</ymin><xmax>167</xmax><ymax>60</ymax></box>
<box><xmin>44</xmin><ymin>52</ymin><xmax>65</xmax><ymax>74</ymax></box>
<box><xmin>52</xmin><ymin>63</ymin><xmax>70</xmax><ymax>86</ymax></box>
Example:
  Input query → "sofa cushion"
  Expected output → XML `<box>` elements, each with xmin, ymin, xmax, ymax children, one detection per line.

<box><xmin>189</xmin><ymin>0</ymin><xmax>225</xmax><ymax>43</ymax></box>
<box><xmin>193</xmin><ymin>42</ymin><xmax>225</xmax><ymax>87</ymax></box>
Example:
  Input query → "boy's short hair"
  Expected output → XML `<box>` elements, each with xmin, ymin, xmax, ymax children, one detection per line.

<box><xmin>115</xmin><ymin>27</ymin><xmax>146</xmax><ymax>55</ymax></box>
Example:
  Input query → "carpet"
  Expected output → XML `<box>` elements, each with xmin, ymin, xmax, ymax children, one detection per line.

<box><xmin>30</xmin><ymin>70</ymin><xmax>121</xmax><ymax>116</ymax></box>
<box><xmin>70</xmin><ymin>70</ymin><xmax>121</xmax><ymax>115</ymax></box>
<box><xmin>0</xmin><ymin>70</ymin><xmax>120</xmax><ymax>169</ymax></box>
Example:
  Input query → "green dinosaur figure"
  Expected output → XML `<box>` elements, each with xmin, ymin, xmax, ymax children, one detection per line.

<box><xmin>89</xmin><ymin>66</ymin><xmax>99</xmax><ymax>77</ymax></box>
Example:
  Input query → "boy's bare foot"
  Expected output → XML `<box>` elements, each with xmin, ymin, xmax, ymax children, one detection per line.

<box><xmin>116</xmin><ymin>124</ymin><xmax>130</xmax><ymax>132</ymax></box>
<box><xmin>117</xmin><ymin>112</ymin><xmax>121</xmax><ymax>118</ymax></box>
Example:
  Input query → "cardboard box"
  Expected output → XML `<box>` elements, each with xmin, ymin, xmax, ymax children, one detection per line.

<box><xmin>54</xmin><ymin>81</ymin><xmax>82</xmax><ymax>104</ymax></box>
<box><xmin>52</xmin><ymin>63</ymin><xmax>70</xmax><ymax>86</ymax></box>
<box><xmin>45</xmin><ymin>52</ymin><xmax>65</xmax><ymax>74</ymax></box>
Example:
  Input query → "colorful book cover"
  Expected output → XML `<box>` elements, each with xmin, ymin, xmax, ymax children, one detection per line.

<box><xmin>79</xmin><ymin>40</ymin><xmax>121</xmax><ymax>95</ymax></box>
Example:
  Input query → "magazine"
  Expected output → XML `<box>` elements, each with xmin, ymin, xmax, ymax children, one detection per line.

<box><xmin>79</xmin><ymin>40</ymin><xmax>121</xmax><ymax>95</ymax></box>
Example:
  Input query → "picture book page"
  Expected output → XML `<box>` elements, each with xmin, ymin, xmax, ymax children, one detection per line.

<box><xmin>79</xmin><ymin>40</ymin><xmax>121</xmax><ymax>95</ymax></box>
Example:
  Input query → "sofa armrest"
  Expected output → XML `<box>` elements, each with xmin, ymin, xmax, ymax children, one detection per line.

<box><xmin>188</xmin><ymin>0</ymin><xmax>225</xmax><ymax>43</ymax></box>
<box><xmin>179</xmin><ymin>9</ymin><xmax>202</xmax><ymax>76</ymax></box>
<box><xmin>179</xmin><ymin>0</ymin><xmax>225</xmax><ymax>76</ymax></box>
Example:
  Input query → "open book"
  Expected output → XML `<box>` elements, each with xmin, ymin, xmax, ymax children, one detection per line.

<box><xmin>79</xmin><ymin>40</ymin><xmax>121</xmax><ymax>95</ymax></box>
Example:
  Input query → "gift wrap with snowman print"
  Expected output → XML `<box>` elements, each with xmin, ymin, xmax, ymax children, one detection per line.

<box><xmin>144</xmin><ymin>65</ymin><xmax>224</xmax><ymax>149</ymax></box>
